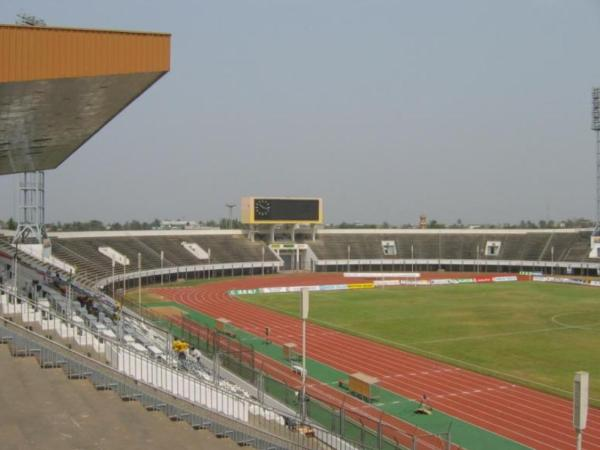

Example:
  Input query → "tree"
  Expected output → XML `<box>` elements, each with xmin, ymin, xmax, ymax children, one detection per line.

<box><xmin>89</xmin><ymin>220</ymin><xmax>104</xmax><ymax>231</ymax></box>
<box><xmin>7</xmin><ymin>217</ymin><xmax>17</xmax><ymax>230</ymax></box>
<box><xmin>428</xmin><ymin>220</ymin><xmax>446</xmax><ymax>229</ymax></box>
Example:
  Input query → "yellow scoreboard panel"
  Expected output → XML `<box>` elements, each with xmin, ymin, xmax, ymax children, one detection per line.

<box><xmin>241</xmin><ymin>197</ymin><xmax>323</xmax><ymax>225</ymax></box>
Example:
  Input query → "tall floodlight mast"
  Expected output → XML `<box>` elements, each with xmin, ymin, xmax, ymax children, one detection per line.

<box><xmin>225</xmin><ymin>203</ymin><xmax>236</xmax><ymax>229</ymax></box>
<box><xmin>12</xmin><ymin>171</ymin><xmax>48</xmax><ymax>244</ymax></box>
<box><xmin>592</xmin><ymin>88</ymin><xmax>600</xmax><ymax>235</ymax></box>
<box><xmin>12</xmin><ymin>14</ymin><xmax>47</xmax><ymax>245</ymax></box>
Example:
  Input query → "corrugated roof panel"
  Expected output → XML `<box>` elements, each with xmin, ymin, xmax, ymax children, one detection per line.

<box><xmin>0</xmin><ymin>24</ymin><xmax>170</xmax><ymax>174</ymax></box>
<box><xmin>0</xmin><ymin>25</ymin><xmax>170</xmax><ymax>83</ymax></box>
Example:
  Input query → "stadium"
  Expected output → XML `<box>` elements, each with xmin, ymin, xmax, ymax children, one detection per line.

<box><xmin>1</xmin><ymin>16</ymin><xmax>600</xmax><ymax>450</ymax></box>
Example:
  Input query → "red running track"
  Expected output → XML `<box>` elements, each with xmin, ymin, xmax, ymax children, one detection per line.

<box><xmin>152</xmin><ymin>273</ymin><xmax>600</xmax><ymax>450</ymax></box>
<box><xmin>182</xmin><ymin>315</ymin><xmax>450</xmax><ymax>450</ymax></box>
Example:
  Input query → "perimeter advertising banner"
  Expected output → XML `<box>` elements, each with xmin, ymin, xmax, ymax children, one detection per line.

<box><xmin>229</xmin><ymin>275</ymin><xmax>524</xmax><ymax>296</ymax></box>
<box><xmin>347</xmin><ymin>283</ymin><xmax>375</xmax><ymax>289</ymax></box>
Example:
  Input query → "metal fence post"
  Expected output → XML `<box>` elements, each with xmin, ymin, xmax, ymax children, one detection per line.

<box><xmin>362</xmin><ymin>420</ymin><xmax>368</xmax><ymax>447</ymax></box>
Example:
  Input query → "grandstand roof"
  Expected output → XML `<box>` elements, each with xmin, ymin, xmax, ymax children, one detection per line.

<box><xmin>0</xmin><ymin>24</ymin><xmax>170</xmax><ymax>175</ymax></box>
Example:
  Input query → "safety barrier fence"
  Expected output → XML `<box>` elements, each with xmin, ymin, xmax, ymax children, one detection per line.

<box><xmin>315</xmin><ymin>257</ymin><xmax>600</xmax><ymax>276</ymax></box>
<box><xmin>133</xmin><ymin>302</ymin><xmax>452</xmax><ymax>450</ymax></box>
<box><xmin>533</xmin><ymin>275</ymin><xmax>600</xmax><ymax>287</ymax></box>
<box><xmin>0</xmin><ymin>284</ymin><xmax>391</xmax><ymax>450</ymax></box>
<box><xmin>93</xmin><ymin>260</ymin><xmax>282</xmax><ymax>290</ymax></box>
<box><xmin>126</xmin><ymin>304</ymin><xmax>258</xmax><ymax>384</ymax></box>
<box><xmin>229</xmin><ymin>275</ymin><xmax>526</xmax><ymax>297</ymax></box>
<box><xmin>0</xmin><ymin>318</ymin><xmax>317</xmax><ymax>450</ymax></box>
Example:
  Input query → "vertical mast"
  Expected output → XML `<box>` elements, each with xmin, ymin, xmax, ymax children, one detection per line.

<box><xmin>591</xmin><ymin>88</ymin><xmax>600</xmax><ymax>234</ymax></box>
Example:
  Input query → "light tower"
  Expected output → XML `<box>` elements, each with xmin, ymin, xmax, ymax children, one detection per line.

<box><xmin>592</xmin><ymin>88</ymin><xmax>600</xmax><ymax>236</ymax></box>
<box><xmin>225</xmin><ymin>203</ymin><xmax>236</xmax><ymax>229</ymax></box>
<box><xmin>11</xmin><ymin>11</ymin><xmax>48</xmax><ymax>246</ymax></box>
<box><xmin>13</xmin><ymin>171</ymin><xmax>48</xmax><ymax>245</ymax></box>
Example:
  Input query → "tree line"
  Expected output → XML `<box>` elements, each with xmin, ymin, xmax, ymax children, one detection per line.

<box><xmin>0</xmin><ymin>217</ymin><xmax>594</xmax><ymax>231</ymax></box>
<box><xmin>330</xmin><ymin>218</ymin><xmax>595</xmax><ymax>229</ymax></box>
<box><xmin>0</xmin><ymin>218</ymin><xmax>244</xmax><ymax>231</ymax></box>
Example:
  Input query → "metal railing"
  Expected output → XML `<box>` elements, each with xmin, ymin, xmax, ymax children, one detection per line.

<box><xmin>1</xmin><ymin>283</ymin><xmax>425</xmax><ymax>450</ymax></box>
<box><xmin>132</xmin><ymin>300</ymin><xmax>453</xmax><ymax>450</ymax></box>
<box><xmin>315</xmin><ymin>257</ymin><xmax>600</xmax><ymax>275</ymax></box>
<box><xmin>93</xmin><ymin>260</ymin><xmax>282</xmax><ymax>290</ymax></box>
<box><xmin>0</xmin><ymin>317</ymin><xmax>298</xmax><ymax>450</ymax></box>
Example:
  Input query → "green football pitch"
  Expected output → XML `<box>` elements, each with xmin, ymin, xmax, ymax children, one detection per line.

<box><xmin>240</xmin><ymin>282</ymin><xmax>600</xmax><ymax>403</ymax></box>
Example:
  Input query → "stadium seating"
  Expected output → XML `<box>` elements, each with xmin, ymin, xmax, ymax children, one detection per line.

<box><xmin>0</xmin><ymin>344</ymin><xmax>239</xmax><ymax>450</ymax></box>
<box><xmin>48</xmin><ymin>233</ymin><xmax>277</xmax><ymax>284</ymax></box>
<box><xmin>310</xmin><ymin>230</ymin><xmax>595</xmax><ymax>263</ymax></box>
<box><xmin>1</xmin><ymin>229</ymin><xmax>597</xmax><ymax>286</ymax></box>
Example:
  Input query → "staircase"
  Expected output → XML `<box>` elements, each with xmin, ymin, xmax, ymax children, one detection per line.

<box><xmin>0</xmin><ymin>315</ymin><xmax>296</xmax><ymax>450</ymax></box>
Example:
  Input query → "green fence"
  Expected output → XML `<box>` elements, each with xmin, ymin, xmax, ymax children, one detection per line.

<box><xmin>132</xmin><ymin>304</ymin><xmax>450</xmax><ymax>450</ymax></box>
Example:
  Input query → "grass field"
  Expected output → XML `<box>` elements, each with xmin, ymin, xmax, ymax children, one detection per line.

<box><xmin>239</xmin><ymin>282</ymin><xmax>600</xmax><ymax>401</ymax></box>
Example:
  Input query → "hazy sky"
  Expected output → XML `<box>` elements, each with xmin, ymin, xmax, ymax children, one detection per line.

<box><xmin>2</xmin><ymin>0</ymin><xmax>600</xmax><ymax>225</ymax></box>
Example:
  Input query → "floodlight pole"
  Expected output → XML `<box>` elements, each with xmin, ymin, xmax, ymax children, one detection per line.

<box><xmin>411</xmin><ymin>244</ymin><xmax>414</xmax><ymax>273</ymax></box>
<box><xmin>437</xmin><ymin>232</ymin><xmax>441</xmax><ymax>270</ymax></box>
<box><xmin>226</xmin><ymin>203</ymin><xmax>236</xmax><ymax>229</ymax></box>
<box><xmin>138</xmin><ymin>253</ymin><xmax>142</xmax><ymax>315</ymax></box>
<box><xmin>595</xmin><ymin>131</ymin><xmax>600</xmax><ymax>228</ymax></box>
<box><xmin>67</xmin><ymin>269</ymin><xmax>73</xmax><ymax>322</ymax></box>
<box><xmin>347</xmin><ymin>245</ymin><xmax>351</xmax><ymax>272</ymax></box>
<box><xmin>595</xmin><ymin>128</ymin><xmax>600</xmax><ymax>232</ymax></box>
<box><xmin>120</xmin><ymin>264</ymin><xmax>126</xmax><ymax>343</ymax></box>
<box><xmin>592</xmin><ymin>88</ymin><xmax>600</xmax><ymax>234</ymax></box>
<box><xmin>13</xmin><ymin>171</ymin><xmax>47</xmax><ymax>245</ymax></box>
<box><xmin>160</xmin><ymin>250</ymin><xmax>164</xmax><ymax>285</ymax></box>
<box><xmin>111</xmin><ymin>260</ymin><xmax>115</xmax><ymax>299</ymax></box>
<box><xmin>300</xmin><ymin>288</ymin><xmax>309</xmax><ymax>424</ymax></box>
<box><xmin>13</xmin><ymin>239</ymin><xmax>18</xmax><ymax>299</ymax></box>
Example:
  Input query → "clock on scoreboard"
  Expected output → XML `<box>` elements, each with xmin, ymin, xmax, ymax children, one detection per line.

<box><xmin>241</xmin><ymin>197</ymin><xmax>323</xmax><ymax>224</ymax></box>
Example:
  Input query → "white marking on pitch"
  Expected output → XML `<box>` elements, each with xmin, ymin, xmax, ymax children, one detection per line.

<box><xmin>409</xmin><ymin>325</ymin><xmax>577</xmax><ymax>345</ymax></box>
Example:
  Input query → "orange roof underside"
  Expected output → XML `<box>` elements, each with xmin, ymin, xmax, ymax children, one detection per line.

<box><xmin>0</xmin><ymin>25</ymin><xmax>170</xmax><ymax>83</ymax></box>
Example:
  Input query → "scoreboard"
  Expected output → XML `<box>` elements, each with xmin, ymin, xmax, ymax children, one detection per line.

<box><xmin>241</xmin><ymin>197</ymin><xmax>323</xmax><ymax>224</ymax></box>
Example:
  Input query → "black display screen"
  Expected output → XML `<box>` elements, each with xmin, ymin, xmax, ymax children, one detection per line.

<box><xmin>254</xmin><ymin>198</ymin><xmax>320</xmax><ymax>221</ymax></box>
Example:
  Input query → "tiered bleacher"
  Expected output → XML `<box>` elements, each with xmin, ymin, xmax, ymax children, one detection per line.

<box><xmin>47</xmin><ymin>232</ymin><xmax>279</xmax><ymax>286</ymax></box>
<box><xmin>309</xmin><ymin>229</ymin><xmax>597</xmax><ymax>274</ymax></box>
<box><xmin>310</xmin><ymin>230</ymin><xmax>592</xmax><ymax>262</ymax></box>
<box><xmin>2</xmin><ymin>228</ymin><xmax>597</xmax><ymax>284</ymax></box>
<box><xmin>0</xmin><ymin>344</ymin><xmax>239</xmax><ymax>450</ymax></box>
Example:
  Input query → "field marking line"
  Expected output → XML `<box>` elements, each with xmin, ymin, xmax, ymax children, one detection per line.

<box><xmin>204</xmin><ymin>279</ymin><xmax>547</xmax><ymax>449</ymax></box>
<box><xmin>550</xmin><ymin>312</ymin><xmax>600</xmax><ymax>329</ymax></box>
<box><xmin>306</xmin><ymin>316</ymin><xmax>589</xmax><ymax>400</ymax></box>
<box><xmin>306</xmin><ymin>312</ymin><xmax>600</xmax><ymax>402</ymax></box>
<box><xmin>407</xmin><ymin>324</ymin><xmax>583</xmax><ymax>345</ymax></box>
